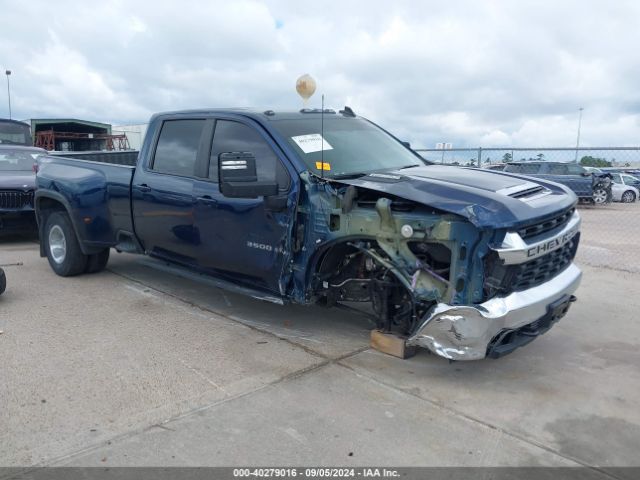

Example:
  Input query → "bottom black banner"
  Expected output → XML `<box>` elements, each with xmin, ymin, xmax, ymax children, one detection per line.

<box><xmin>1</xmin><ymin>468</ymin><xmax>638</xmax><ymax>480</ymax></box>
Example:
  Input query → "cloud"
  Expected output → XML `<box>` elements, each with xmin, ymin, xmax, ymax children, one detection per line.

<box><xmin>0</xmin><ymin>0</ymin><xmax>639</xmax><ymax>147</ymax></box>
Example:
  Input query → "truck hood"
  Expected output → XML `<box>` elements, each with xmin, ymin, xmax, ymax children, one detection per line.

<box><xmin>0</xmin><ymin>171</ymin><xmax>36</xmax><ymax>191</ymax></box>
<box><xmin>331</xmin><ymin>165</ymin><xmax>577</xmax><ymax>229</ymax></box>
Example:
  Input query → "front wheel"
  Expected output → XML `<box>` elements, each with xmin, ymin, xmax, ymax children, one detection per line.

<box><xmin>44</xmin><ymin>212</ymin><xmax>88</xmax><ymax>276</ymax></box>
<box><xmin>592</xmin><ymin>188</ymin><xmax>608</xmax><ymax>204</ymax></box>
<box><xmin>0</xmin><ymin>268</ymin><xmax>6</xmax><ymax>295</ymax></box>
<box><xmin>621</xmin><ymin>190</ymin><xmax>636</xmax><ymax>203</ymax></box>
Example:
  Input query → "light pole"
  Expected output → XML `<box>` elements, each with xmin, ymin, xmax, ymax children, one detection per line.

<box><xmin>574</xmin><ymin>107</ymin><xmax>583</xmax><ymax>162</ymax></box>
<box><xmin>5</xmin><ymin>70</ymin><xmax>11</xmax><ymax>119</ymax></box>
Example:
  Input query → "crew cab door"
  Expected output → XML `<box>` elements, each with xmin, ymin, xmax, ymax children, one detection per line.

<box><xmin>191</xmin><ymin>118</ymin><xmax>296</xmax><ymax>294</ymax></box>
<box><xmin>132</xmin><ymin>118</ymin><xmax>210</xmax><ymax>264</ymax></box>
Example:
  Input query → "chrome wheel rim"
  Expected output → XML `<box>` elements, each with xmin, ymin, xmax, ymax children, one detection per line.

<box><xmin>48</xmin><ymin>225</ymin><xmax>67</xmax><ymax>264</ymax></box>
<box><xmin>593</xmin><ymin>189</ymin><xmax>607</xmax><ymax>204</ymax></box>
<box><xmin>622</xmin><ymin>191</ymin><xmax>634</xmax><ymax>203</ymax></box>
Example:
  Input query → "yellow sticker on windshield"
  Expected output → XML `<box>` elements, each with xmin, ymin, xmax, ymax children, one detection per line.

<box><xmin>315</xmin><ymin>162</ymin><xmax>331</xmax><ymax>171</ymax></box>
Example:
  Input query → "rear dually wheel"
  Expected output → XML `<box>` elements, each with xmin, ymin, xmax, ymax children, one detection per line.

<box><xmin>44</xmin><ymin>212</ymin><xmax>88</xmax><ymax>276</ymax></box>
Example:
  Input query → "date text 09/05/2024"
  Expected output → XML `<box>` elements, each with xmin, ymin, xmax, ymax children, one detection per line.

<box><xmin>233</xmin><ymin>468</ymin><xmax>400</xmax><ymax>477</ymax></box>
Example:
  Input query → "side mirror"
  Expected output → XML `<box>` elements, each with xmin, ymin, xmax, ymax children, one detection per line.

<box><xmin>219</xmin><ymin>152</ymin><xmax>278</xmax><ymax>198</ymax></box>
<box><xmin>401</xmin><ymin>141</ymin><xmax>411</xmax><ymax>149</ymax></box>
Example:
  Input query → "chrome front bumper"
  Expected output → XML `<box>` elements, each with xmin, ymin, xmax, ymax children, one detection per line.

<box><xmin>406</xmin><ymin>263</ymin><xmax>582</xmax><ymax>360</ymax></box>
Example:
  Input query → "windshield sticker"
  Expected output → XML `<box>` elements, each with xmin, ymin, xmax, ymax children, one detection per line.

<box><xmin>292</xmin><ymin>134</ymin><xmax>333</xmax><ymax>154</ymax></box>
<box><xmin>315</xmin><ymin>161</ymin><xmax>331</xmax><ymax>171</ymax></box>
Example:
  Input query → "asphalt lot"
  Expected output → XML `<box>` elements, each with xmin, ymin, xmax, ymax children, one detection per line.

<box><xmin>1</xmin><ymin>205</ymin><xmax>639</xmax><ymax>472</ymax></box>
<box><xmin>576</xmin><ymin>202</ymin><xmax>640</xmax><ymax>273</ymax></box>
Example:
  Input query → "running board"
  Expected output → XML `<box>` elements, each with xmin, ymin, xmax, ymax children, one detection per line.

<box><xmin>115</xmin><ymin>231</ymin><xmax>144</xmax><ymax>254</ymax></box>
<box><xmin>135</xmin><ymin>257</ymin><xmax>285</xmax><ymax>305</ymax></box>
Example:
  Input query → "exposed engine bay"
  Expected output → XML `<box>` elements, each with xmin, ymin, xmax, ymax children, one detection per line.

<box><xmin>299</xmin><ymin>176</ymin><xmax>487</xmax><ymax>340</ymax></box>
<box><xmin>316</xmin><ymin>240</ymin><xmax>452</xmax><ymax>335</ymax></box>
<box><xmin>288</xmin><ymin>169</ymin><xmax>582</xmax><ymax>360</ymax></box>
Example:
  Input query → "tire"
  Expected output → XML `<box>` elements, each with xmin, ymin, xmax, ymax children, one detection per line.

<box><xmin>85</xmin><ymin>248</ymin><xmax>110</xmax><ymax>273</ymax></box>
<box><xmin>44</xmin><ymin>212</ymin><xmax>88</xmax><ymax>277</ymax></box>
<box><xmin>0</xmin><ymin>268</ymin><xmax>6</xmax><ymax>296</ymax></box>
<box><xmin>621</xmin><ymin>190</ymin><xmax>636</xmax><ymax>203</ymax></box>
<box><xmin>592</xmin><ymin>188</ymin><xmax>608</xmax><ymax>204</ymax></box>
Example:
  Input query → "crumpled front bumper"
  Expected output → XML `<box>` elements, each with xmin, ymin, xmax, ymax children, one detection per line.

<box><xmin>406</xmin><ymin>263</ymin><xmax>582</xmax><ymax>360</ymax></box>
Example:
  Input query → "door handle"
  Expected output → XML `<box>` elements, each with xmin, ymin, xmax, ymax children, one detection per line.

<box><xmin>197</xmin><ymin>195</ymin><xmax>218</xmax><ymax>207</ymax></box>
<box><xmin>138</xmin><ymin>184</ymin><xmax>151</xmax><ymax>193</ymax></box>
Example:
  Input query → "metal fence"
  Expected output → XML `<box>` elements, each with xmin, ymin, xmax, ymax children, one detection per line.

<box><xmin>413</xmin><ymin>147</ymin><xmax>640</xmax><ymax>274</ymax></box>
<box><xmin>413</xmin><ymin>147</ymin><xmax>640</xmax><ymax>168</ymax></box>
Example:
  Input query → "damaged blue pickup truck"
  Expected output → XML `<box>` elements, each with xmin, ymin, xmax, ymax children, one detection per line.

<box><xmin>34</xmin><ymin>108</ymin><xmax>582</xmax><ymax>360</ymax></box>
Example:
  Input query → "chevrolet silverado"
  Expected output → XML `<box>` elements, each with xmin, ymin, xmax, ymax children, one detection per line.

<box><xmin>34</xmin><ymin>108</ymin><xmax>582</xmax><ymax>360</ymax></box>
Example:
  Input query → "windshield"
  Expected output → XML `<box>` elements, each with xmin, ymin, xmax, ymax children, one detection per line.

<box><xmin>0</xmin><ymin>121</ymin><xmax>32</xmax><ymax>146</ymax></box>
<box><xmin>270</xmin><ymin>116</ymin><xmax>424</xmax><ymax>177</ymax></box>
<box><xmin>0</xmin><ymin>150</ymin><xmax>42</xmax><ymax>171</ymax></box>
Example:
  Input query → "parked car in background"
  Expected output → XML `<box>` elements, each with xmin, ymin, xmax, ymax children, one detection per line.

<box><xmin>503</xmin><ymin>161</ymin><xmax>612</xmax><ymax>204</ymax></box>
<box><xmin>610</xmin><ymin>173</ymin><xmax>640</xmax><ymax>203</ymax></box>
<box><xmin>485</xmin><ymin>164</ymin><xmax>506</xmax><ymax>171</ymax></box>
<box><xmin>601</xmin><ymin>167</ymin><xmax>640</xmax><ymax>176</ymax></box>
<box><xmin>0</xmin><ymin>145</ymin><xmax>47</xmax><ymax>234</ymax></box>
<box><xmin>0</xmin><ymin>119</ymin><xmax>32</xmax><ymax>146</ymax></box>
<box><xmin>611</xmin><ymin>182</ymin><xmax>639</xmax><ymax>203</ymax></box>
<box><xmin>611</xmin><ymin>172</ymin><xmax>640</xmax><ymax>189</ymax></box>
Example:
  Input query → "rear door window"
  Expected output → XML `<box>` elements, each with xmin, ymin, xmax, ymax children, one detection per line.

<box><xmin>152</xmin><ymin>119</ymin><xmax>206</xmax><ymax>176</ymax></box>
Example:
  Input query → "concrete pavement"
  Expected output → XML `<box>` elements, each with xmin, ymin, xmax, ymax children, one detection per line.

<box><xmin>1</xmin><ymin>205</ymin><xmax>639</xmax><ymax>472</ymax></box>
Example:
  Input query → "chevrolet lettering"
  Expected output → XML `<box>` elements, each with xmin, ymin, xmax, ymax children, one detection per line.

<box><xmin>526</xmin><ymin>226</ymin><xmax>580</xmax><ymax>259</ymax></box>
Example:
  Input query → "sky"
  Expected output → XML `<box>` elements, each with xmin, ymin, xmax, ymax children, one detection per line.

<box><xmin>1</xmin><ymin>0</ymin><xmax>639</xmax><ymax>148</ymax></box>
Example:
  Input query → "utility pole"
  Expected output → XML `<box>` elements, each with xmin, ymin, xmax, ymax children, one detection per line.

<box><xmin>574</xmin><ymin>107</ymin><xmax>583</xmax><ymax>162</ymax></box>
<box><xmin>5</xmin><ymin>70</ymin><xmax>12</xmax><ymax>119</ymax></box>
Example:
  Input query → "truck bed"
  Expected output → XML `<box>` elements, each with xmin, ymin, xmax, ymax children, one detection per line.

<box><xmin>36</xmin><ymin>155</ymin><xmax>136</xmax><ymax>250</ymax></box>
<box><xmin>49</xmin><ymin>150</ymin><xmax>139</xmax><ymax>166</ymax></box>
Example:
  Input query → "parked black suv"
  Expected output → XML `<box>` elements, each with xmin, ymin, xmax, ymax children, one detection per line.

<box><xmin>504</xmin><ymin>162</ymin><xmax>612</xmax><ymax>204</ymax></box>
<box><xmin>0</xmin><ymin>145</ymin><xmax>47</xmax><ymax>234</ymax></box>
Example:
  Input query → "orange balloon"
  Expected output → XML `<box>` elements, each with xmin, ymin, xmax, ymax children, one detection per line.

<box><xmin>296</xmin><ymin>74</ymin><xmax>316</xmax><ymax>100</ymax></box>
